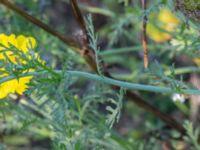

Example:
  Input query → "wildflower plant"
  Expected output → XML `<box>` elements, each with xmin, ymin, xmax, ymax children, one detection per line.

<box><xmin>0</xmin><ymin>0</ymin><xmax>200</xmax><ymax>149</ymax></box>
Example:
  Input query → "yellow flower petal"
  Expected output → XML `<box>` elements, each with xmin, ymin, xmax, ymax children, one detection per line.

<box><xmin>147</xmin><ymin>23</ymin><xmax>172</xmax><ymax>43</ymax></box>
<box><xmin>0</xmin><ymin>80</ymin><xmax>15</xmax><ymax>99</ymax></box>
<box><xmin>0</xmin><ymin>34</ymin><xmax>38</xmax><ymax>99</ymax></box>
<box><xmin>15</xmin><ymin>76</ymin><xmax>33</xmax><ymax>95</ymax></box>
<box><xmin>147</xmin><ymin>7</ymin><xmax>180</xmax><ymax>43</ymax></box>
<box><xmin>17</xmin><ymin>36</ymin><xmax>36</xmax><ymax>52</ymax></box>
<box><xmin>158</xmin><ymin>8</ymin><xmax>180</xmax><ymax>25</ymax></box>
<box><xmin>193</xmin><ymin>58</ymin><xmax>200</xmax><ymax>67</ymax></box>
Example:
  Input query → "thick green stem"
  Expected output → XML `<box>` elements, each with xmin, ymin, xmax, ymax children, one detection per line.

<box><xmin>67</xmin><ymin>71</ymin><xmax>200</xmax><ymax>95</ymax></box>
<box><xmin>1</xmin><ymin>70</ymin><xmax>200</xmax><ymax>95</ymax></box>
<box><xmin>164</xmin><ymin>66</ymin><xmax>200</xmax><ymax>75</ymax></box>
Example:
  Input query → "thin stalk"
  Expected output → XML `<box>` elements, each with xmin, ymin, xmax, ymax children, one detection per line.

<box><xmin>141</xmin><ymin>0</ymin><xmax>149</xmax><ymax>69</ymax></box>
<box><xmin>80</xmin><ymin>5</ymin><xmax>115</xmax><ymax>17</ymax></box>
<box><xmin>165</xmin><ymin>66</ymin><xmax>200</xmax><ymax>75</ymax></box>
<box><xmin>112</xmin><ymin>67</ymin><xmax>200</xmax><ymax>81</ymax></box>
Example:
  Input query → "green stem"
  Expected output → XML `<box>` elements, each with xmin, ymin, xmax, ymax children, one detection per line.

<box><xmin>67</xmin><ymin>71</ymin><xmax>200</xmax><ymax>95</ymax></box>
<box><xmin>112</xmin><ymin>66</ymin><xmax>200</xmax><ymax>81</ymax></box>
<box><xmin>80</xmin><ymin>4</ymin><xmax>115</xmax><ymax>17</ymax></box>
<box><xmin>164</xmin><ymin>66</ymin><xmax>200</xmax><ymax>75</ymax></box>
<box><xmin>1</xmin><ymin>70</ymin><xmax>200</xmax><ymax>95</ymax></box>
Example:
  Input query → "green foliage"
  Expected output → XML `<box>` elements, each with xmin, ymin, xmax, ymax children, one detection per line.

<box><xmin>85</xmin><ymin>14</ymin><xmax>103</xmax><ymax>75</ymax></box>
<box><xmin>184</xmin><ymin>121</ymin><xmax>200</xmax><ymax>150</ymax></box>
<box><xmin>180</xmin><ymin>0</ymin><xmax>200</xmax><ymax>11</ymax></box>
<box><xmin>106</xmin><ymin>88</ymin><xmax>124</xmax><ymax>128</ymax></box>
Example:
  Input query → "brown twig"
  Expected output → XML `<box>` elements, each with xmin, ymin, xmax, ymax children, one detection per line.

<box><xmin>69</xmin><ymin>0</ymin><xmax>100</xmax><ymax>72</ymax></box>
<box><xmin>0</xmin><ymin>0</ymin><xmax>186</xmax><ymax>134</ymax></box>
<box><xmin>141</xmin><ymin>0</ymin><xmax>149</xmax><ymax>69</ymax></box>
<box><xmin>70</xmin><ymin>0</ymin><xmax>109</xmax><ymax>75</ymax></box>
<box><xmin>125</xmin><ymin>90</ymin><xmax>185</xmax><ymax>134</ymax></box>
<box><xmin>70</xmin><ymin>0</ymin><xmax>89</xmax><ymax>45</ymax></box>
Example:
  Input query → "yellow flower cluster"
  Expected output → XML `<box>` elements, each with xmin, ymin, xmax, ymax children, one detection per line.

<box><xmin>147</xmin><ymin>7</ymin><xmax>180</xmax><ymax>43</ymax></box>
<box><xmin>0</xmin><ymin>34</ymin><xmax>36</xmax><ymax>99</ymax></box>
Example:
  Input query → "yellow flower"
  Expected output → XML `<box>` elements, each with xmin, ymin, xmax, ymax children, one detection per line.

<box><xmin>147</xmin><ymin>7</ymin><xmax>180</xmax><ymax>43</ymax></box>
<box><xmin>0</xmin><ymin>34</ymin><xmax>37</xmax><ymax>99</ymax></box>
<box><xmin>193</xmin><ymin>58</ymin><xmax>200</xmax><ymax>67</ymax></box>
